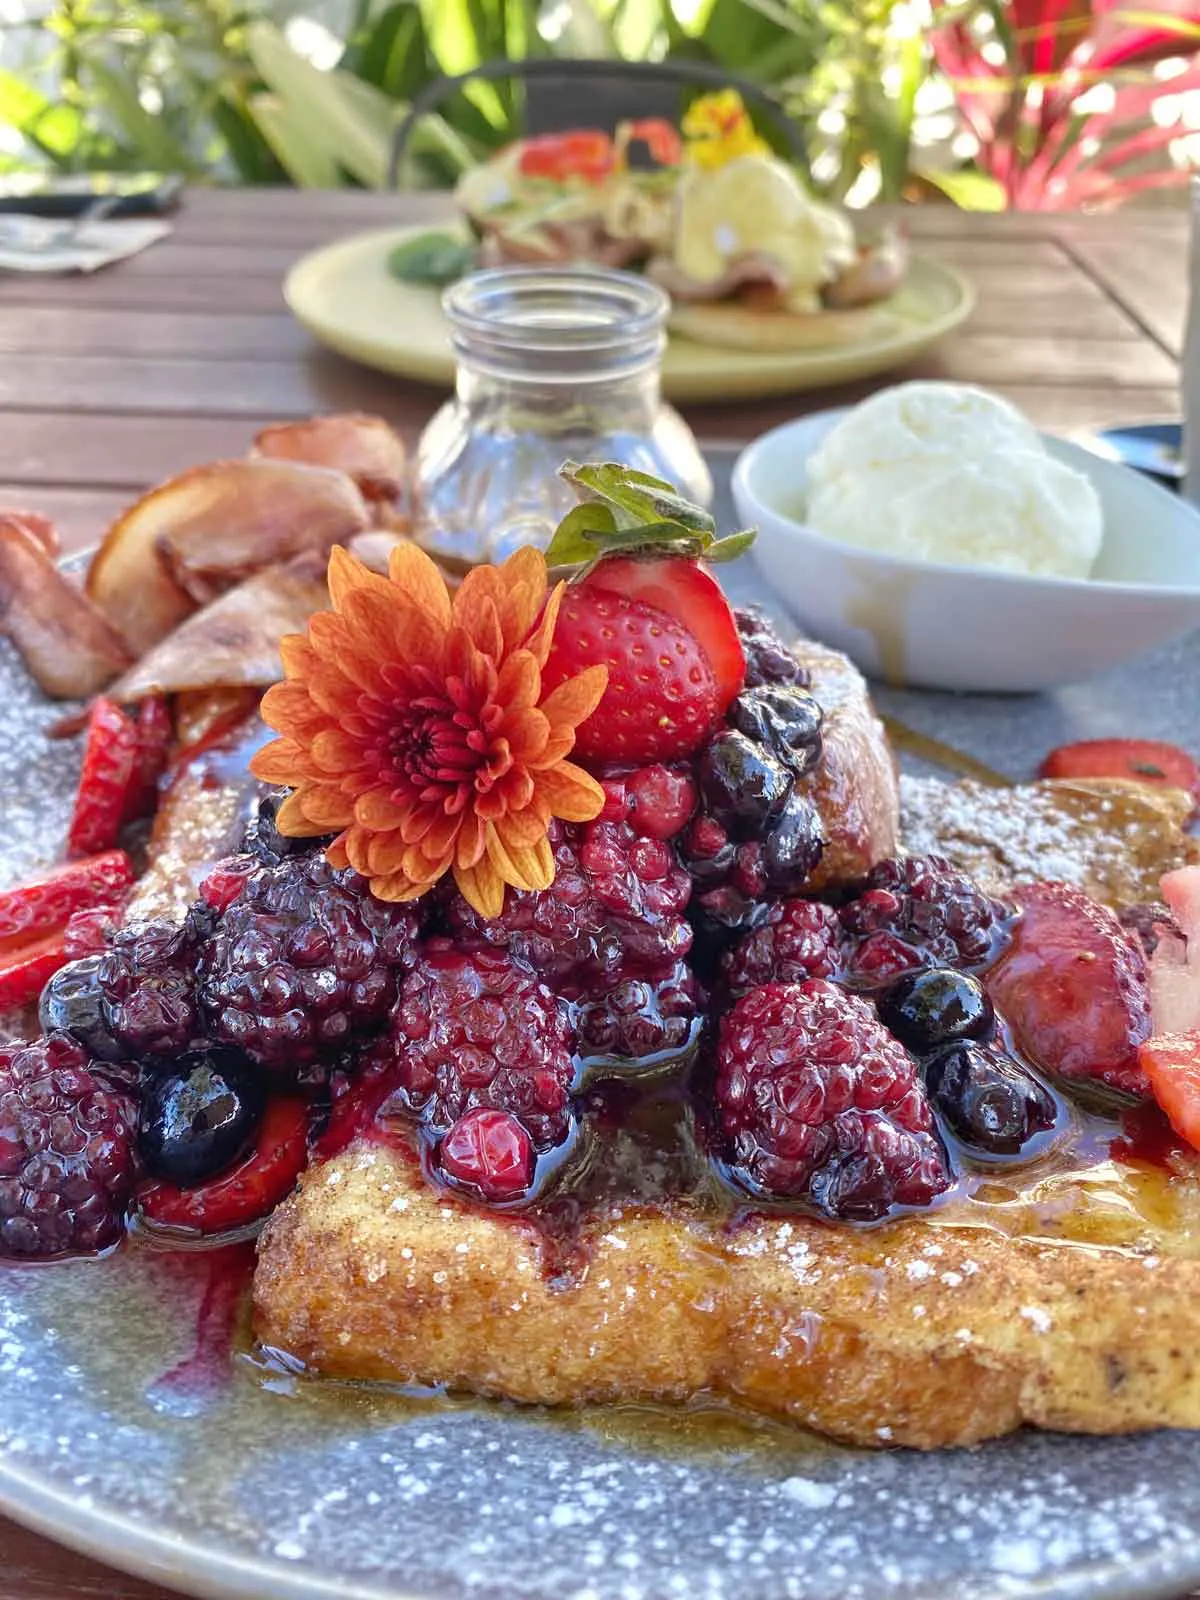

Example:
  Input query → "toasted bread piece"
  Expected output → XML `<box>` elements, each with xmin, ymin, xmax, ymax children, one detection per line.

<box><xmin>793</xmin><ymin>640</ymin><xmax>899</xmax><ymax>889</ymax></box>
<box><xmin>254</xmin><ymin>1144</ymin><xmax>1200</xmax><ymax>1450</ymax></box>
<box><xmin>901</xmin><ymin>775</ymin><xmax>1198</xmax><ymax>908</ymax></box>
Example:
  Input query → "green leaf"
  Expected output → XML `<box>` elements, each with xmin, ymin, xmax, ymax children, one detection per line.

<box><xmin>248</xmin><ymin>90</ymin><xmax>342</xmax><ymax>187</ymax></box>
<box><xmin>386</xmin><ymin>229</ymin><xmax>477</xmax><ymax>282</ymax></box>
<box><xmin>551</xmin><ymin>460</ymin><xmax>754</xmax><ymax>576</ymax></box>
<box><xmin>247</xmin><ymin>20</ymin><xmax>396</xmax><ymax>187</ymax></box>
<box><xmin>543</xmin><ymin>502</ymin><xmax>618</xmax><ymax>568</ymax></box>
<box><xmin>79</xmin><ymin>55</ymin><xmax>192</xmax><ymax>171</ymax></box>
<box><xmin>561</xmin><ymin>460</ymin><xmax>716</xmax><ymax>537</ymax></box>
<box><xmin>703</xmin><ymin>529</ymin><xmax>756</xmax><ymax>564</ymax></box>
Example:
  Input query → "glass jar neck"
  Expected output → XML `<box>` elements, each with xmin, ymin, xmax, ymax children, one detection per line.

<box><xmin>453</xmin><ymin>357</ymin><xmax>661</xmax><ymax>431</ymax></box>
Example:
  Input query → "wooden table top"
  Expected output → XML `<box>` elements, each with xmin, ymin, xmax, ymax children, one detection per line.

<box><xmin>0</xmin><ymin>188</ymin><xmax>1192</xmax><ymax>1599</ymax></box>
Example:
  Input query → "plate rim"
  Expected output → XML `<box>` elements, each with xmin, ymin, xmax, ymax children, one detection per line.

<box><xmin>283</xmin><ymin>223</ymin><xmax>977</xmax><ymax>403</ymax></box>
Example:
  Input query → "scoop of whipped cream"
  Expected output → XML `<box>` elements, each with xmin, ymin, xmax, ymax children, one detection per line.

<box><xmin>805</xmin><ymin>382</ymin><xmax>1104</xmax><ymax>580</ymax></box>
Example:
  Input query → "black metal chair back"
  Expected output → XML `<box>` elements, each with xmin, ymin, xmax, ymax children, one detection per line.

<box><xmin>388</xmin><ymin>56</ymin><xmax>804</xmax><ymax>188</ymax></box>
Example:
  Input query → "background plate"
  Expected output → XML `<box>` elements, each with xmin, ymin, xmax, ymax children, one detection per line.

<box><xmin>0</xmin><ymin>450</ymin><xmax>1198</xmax><ymax>1600</ymax></box>
<box><xmin>284</xmin><ymin>225</ymin><xmax>975</xmax><ymax>403</ymax></box>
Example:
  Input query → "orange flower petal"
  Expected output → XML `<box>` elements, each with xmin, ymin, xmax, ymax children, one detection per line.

<box><xmin>454</xmin><ymin>855</ymin><xmax>505</xmax><ymax>919</ymax></box>
<box><xmin>354</xmin><ymin>787</ymin><xmax>409</xmax><ymax>831</ymax></box>
<box><xmin>523</xmin><ymin>581</ymin><xmax>564</xmax><ymax>667</ymax></box>
<box><xmin>250</xmin><ymin>737</ymin><xmax>307</xmax><ymax>786</ymax></box>
<box><xmin>487</xmin><ymin>826</ymin><xmax>555</xmax><ymax>894</ymax></box>
<box><xmin>368</xmin><ymin>870</ymin><xmax>430</xmax><ymax>904</ymax></box>
<box><xmin>535</xmin><ymin>760</ymin><xmax>606</xmax><ymax>822</ymax></box>
<box><xmin>325</xmin><ymin>832</ymin><xmax>351</xmax><ymax>870</ymax></box>
<box><xmin>388</xmin><ymin>541</ymin><xmax>453</xmax><ymax>631</ymax></box>
<box><xmin>293</xmin><ymin>783</ymin><xmax>356</xmax><ymax>830</ymax></box>
<box><xmin>279</xmin><ymin>632</ymin><xmax>318</xmax><ymax>679</ymax></box>
<box><xmin>311</xmin><ymin>727</ymin><xmax>367</xmax><ymax>775</ymax></box>
<box><xmin>540</xmin><ymin>664</ymin><xmax>609</xmax><ymax>730</ymax></box>
<box><xmin>500</xmin><ymin>706</ymin><xmax>550</xmax><ymax>763</ymax></box>
<box><xmin>276</xmin><ymin>789</ymin><xmax>342</xmax><ymax>837</ymax></box>
<box><xmin>494</xmin><ymin>649</ymin><xmax>540</xmax><ymax>714</ymax></box>
<box><xmin>494</xmin><ymin>805</ymin><xmax>550</xmax><ymax>851</ymax></box>
<box><xmin>454</xmin><ymin>812</ymin><xmax>487</xmax><ymax>870</ymax></box>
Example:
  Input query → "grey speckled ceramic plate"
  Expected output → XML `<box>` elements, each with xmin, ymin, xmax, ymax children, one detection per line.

<box><xmin>1</xmin><ymin>450</ymin><xmax>1199</xmax><ymax>1600</ymax></box>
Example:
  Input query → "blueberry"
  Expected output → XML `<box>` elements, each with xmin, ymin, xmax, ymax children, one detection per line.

<box><xmin>138</xmin><ymin>1049</ymin><xmax>266</xmax><ymax>1188</ymax></box>
<box><xmin>38</xmin><ymin>955</ymin><xmax>125</xmax><ymax>1062</ymax></box>
<box><xmin>762</xmin><ymin>790</ymin><xmax>825</xmax><ymax>893</ymax></box>
<box><xmin>925</xmin><ymin>1043</ymin><xmax>1058</xmax><ymax>1158</ymax></box>
<box><xmin>878</xmin><ymin>968</ymin><xmax>994</xmax><ymax>1054</ymax></box>
<box><xmin>728</xmin><ymin>686</ymin><xmax>824</xmax><ymax>775</ymax></box>
<box><xmin>697</xmin><ymin>731</ymin><xmax>791</xmax><ymax>840</ymax></box>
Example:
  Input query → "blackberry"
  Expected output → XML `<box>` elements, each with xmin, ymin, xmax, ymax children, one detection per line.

<box><xmin>0</xmin><ymin>1033</ymin><xmax>139</xmax><ymax>1257</ymax></box>
<box><xmin>39</xmin><ymin>954</ymin><xmax>124</xmax><ymax>1061</ymax></box>
<box><xmin>97</xmin><ymin>908</ymin><xmax>213</xmax><ymax>1060</ymax></box>
<box><xmin>840</xmin><ymin>856</ymin><xmax>1014</xmax><ymax>984</ymax></box>
<box><xmin>721</xmin><ymin>898</ymin><xmax>845</xmax><ymax>997</ymax></box>
<box><xmin>925</xmin><ymin>1042</ymin><xmax>1059</xmax><ymax>1158</ymax></box>
<box><xmin>1118</xmin><ymin>901</ymin><xmax>1182</xmax><ymax>961</ymax></box>
<box><xmin>444</xmin><ymin>816</ymin><xmax>692</xmax><ymax>986</ymax></box>
<box><xmin>733</xmin><ymin>607</ymin><xmax>811</xmax><ymax>690</ymax></box>
<box><xmin>714</xmin><ymin>980</ymin><xmax>951</xmax><ymax>1219</ymax></box>
<box><xmin>681</xmin><ymin>789</ymin><xmax>824</xmax><ymax>943</ymax></box>
<box><xmin>199</xmin><ymin>854</ymin><xmax>422</xmax><ymax>1072</ymax></box>
<box><xmin>366</xmin><ymin>941</ymin><xmax>578</xmax><ymax>1150</ymax></box>
<box><xmin>564</xmin><ymin>959</ymin><xmax>702</xmax><ymax>1062</ymax></box>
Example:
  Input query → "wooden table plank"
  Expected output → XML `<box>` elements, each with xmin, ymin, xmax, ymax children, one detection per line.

<box><xmin>0</xmin><ymin>189</ymin><xmax>1190</xmax><ymax>1600</ymax></box>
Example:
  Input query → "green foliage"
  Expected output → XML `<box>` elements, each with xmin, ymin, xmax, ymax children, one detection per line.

<box><xmin>0</xmin><ymin>0</ymin><xmax>926</xmax><ymax>201</ymax></box>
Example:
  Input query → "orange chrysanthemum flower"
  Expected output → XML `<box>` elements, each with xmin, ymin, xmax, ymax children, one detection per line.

<box><xmin>250</xmin><ymin>543</ymin><xmax>608</xmax><ymax>918</ymax></box>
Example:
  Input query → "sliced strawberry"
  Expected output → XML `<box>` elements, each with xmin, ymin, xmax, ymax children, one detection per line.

<box><xmin>63</xmin><ymin>904</ymin><xmax>124</xmax><ymax>958</ymax></box>
<box><xmin>1038</xmin><ymin>738</ymin><xmax>1199</xmax><ymax>807</ymax></box>
<box><xmin>0</xmin><ymin>931</ymin><xmax>69</xmax><ymax>1011</ymax></box>
<box><xmin>585</xmin><ymin>557</ymin><xmax>745</xmax><ymax>712</ymax></box>
<box><xmin>0</xmin><ymin>849</ymin><xmax>133</xmax><ymax>946</ymax></box>
<box><xmin>139</xmin><ymin>1097</ymin><xmax>308</xmax><ymax>1235</ymax></box>
<box><xmin>1139</xmin><ymin>1032</ymin><xmax>1200</xmax><ymax>1150</ymax></box>
<box><xmin>67</xmin><ymin>699</ymin><xmax>140</xmax><ymax>856</ymax></box>
<box><xmin>123</xmin><ymin>695</ymin><xmax>174</xmax><ymax>823</ymax></box>
<box><xmin>984</xmin><ymin>881</ymin><xmax>1152</xmax><ymax>1096</ymax></box>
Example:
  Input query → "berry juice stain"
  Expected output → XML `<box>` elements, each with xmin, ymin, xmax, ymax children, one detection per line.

<box><xmin>143</xmin><ymin>1240</ymin><xmax>256</xmax><ymax>1418</ymax></box>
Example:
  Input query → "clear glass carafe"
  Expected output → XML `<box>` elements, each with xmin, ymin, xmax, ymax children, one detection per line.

<box><xmin>414</xmin><ymin>266</ymin><xmax>712</xmax><ymax>566</ymax></box>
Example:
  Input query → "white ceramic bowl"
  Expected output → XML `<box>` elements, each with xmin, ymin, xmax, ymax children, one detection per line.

<box><xmin>732</xmin><ymin>409</ymin><xmax>1200</xmax><ymax>692</ymax></box>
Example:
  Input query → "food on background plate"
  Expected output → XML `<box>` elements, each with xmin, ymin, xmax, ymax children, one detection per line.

<box><xmin>398</xmin><ymin>90</ymin><xmax>907</xmax><ymax>352</ymax></box>
<box><xmin>0</xmin><ymin>440</ymin><xmax>1198</xmax><ymax>1454</ymax></box>
<box><xmin>804</xmin><ymin>382</ymin><xmax>1105</xmax><ymax>579</ymax></box>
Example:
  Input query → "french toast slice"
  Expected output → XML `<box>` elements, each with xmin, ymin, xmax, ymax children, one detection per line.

<box><xmin>253</xmin><ymin>1141</ymin><xmax>1200</xmax><ymax>1451</ymax></box>
<box><xmin>250</xmin><ymin>642</ymin><xmax>1200</xmax><ymax>1450</ymax></box>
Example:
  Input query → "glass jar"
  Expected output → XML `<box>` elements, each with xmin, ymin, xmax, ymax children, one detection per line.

<box><xmin>414</xmin><ymin>265</ymin><xmax>712</xmax><ymax>566</ymax></box>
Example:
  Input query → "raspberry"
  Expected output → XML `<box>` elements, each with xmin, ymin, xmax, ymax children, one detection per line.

<box><xmin>97</xmin><ymin>907</ymin><xmax>213</xmax><ymax>1060</ymax></box>
<box><xmin>0</xmin><ymin>1033</ymin><xmax>139</xmax><ymax>1257</ymax></box>
<box><xmin>714</xmin><ymin>980</ymin><xmax>951</xmax><ymax>1219</ymax></box>
<box><xmin>564</xmin><ymin>959</ymin><xmax>702</xmax><ymax>1061</ymax></box>
<box><xmin>733</xmin><ymin>607</ymin><xmax>811</xmax><ymax>690</ymax></box>
<box><xmin>840</xmin><ymin>856</ymin><xmax>1013</xmax><ymax>982</ymax></box>
<box><xmin>721</xmin><ymin>899</ymin><xmax>845</xmax><ymax>997</ymax></box>
<box><xmin>437</xmin><ymin>1108</ymin><xmax>534</xmax><ymax>1202</ymax></box>
<box><xmin>444</xmin><ymin>817</ymin><xmax>692</xmax><ymax>985</ymax></box>
<box><xmin>367</xmin><ymin>941</ymin><xmax>579</xmax><ymax>1150</ymax></box>
<box><xmin>199</xmin><ymin>854</ymin><xmax>421</xmax><ymax>1072</ymax></box>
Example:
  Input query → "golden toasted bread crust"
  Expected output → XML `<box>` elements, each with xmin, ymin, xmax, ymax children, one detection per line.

<box><xmin>254</xmin><ymin>1146</ymin><xmax>1200</xmax><ymax>1450</ymax></box>
<box><xmin>792</xmin><ymin>640</ymin><xmax>899</xmax><ymax>890</ymax></box>
<box><xmin>900</xmin><ymin>775</ymin><xmax>1198</xmax><ymax>908</ymax></box>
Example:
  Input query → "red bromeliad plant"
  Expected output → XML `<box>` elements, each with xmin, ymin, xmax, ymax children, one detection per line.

<box><xmin>931</xmin><ymin>1</ymin><xmax>1200</xmax><ymax>208</ymax></box>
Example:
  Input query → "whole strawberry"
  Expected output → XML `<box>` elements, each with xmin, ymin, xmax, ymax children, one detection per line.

<box><xmin>540</xmin><ymin>463</ymin><xmax>752</xmax><ymax>764</ymax></box>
